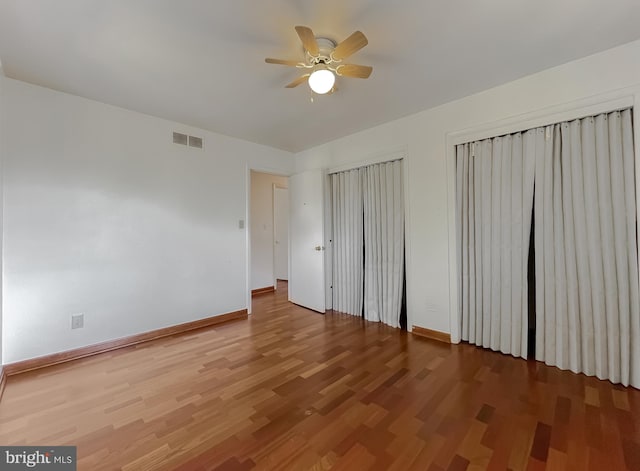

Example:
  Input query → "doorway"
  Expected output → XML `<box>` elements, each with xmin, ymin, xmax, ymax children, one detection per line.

<box><xmin>273</xmin><ymin>185</ymin><xmax>289</xmax><ymax>283</ymax></box>
<box><xmin>249</xmin><ymin>170</ymin><xmax>289</xmax><ymax>298</ymax></box>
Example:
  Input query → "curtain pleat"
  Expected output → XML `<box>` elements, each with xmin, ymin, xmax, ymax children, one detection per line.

<box><xmin>473</xmin><ymin>142</ymin><xmax>483</xmax><ymax>345</ymax></box>
<box><xmin>363</xmin><ymin>160</ymin><xmax>405</xmax><ymax>327</ymax></box>
<box><xmin>481</xmin><ymin>140</ymin><xmax>493</xmax><ymax>348</ymax></box>
<box><xmin>535</xmin><ymin>109</ymin><xmax>639</xmax><ymax>387</ymax></box>
<box><xmin>331</xmin><ymin>169</ymin><xmax>364</xmax><ymax>317</ymax></box>
<box><xmin>456</xmin><ymin>133</ymin><xmax>536</xmax><ymax>358</ymax></box>
<box><xmin>457</xmin><ymin>142</ymin><xmax>469</xmax><ymax>341</ymax></box>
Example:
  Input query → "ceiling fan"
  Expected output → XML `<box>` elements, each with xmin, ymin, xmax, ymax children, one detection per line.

<box><xmin>265</xmin><ymin>26</ymin><xmax>372</xmax><ymax>95</ymax></box>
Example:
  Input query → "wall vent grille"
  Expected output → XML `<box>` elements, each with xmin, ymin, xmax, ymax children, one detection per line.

<box><xmin>173</xmin><ymin>132</ymin><xmax>203</xmax><ymax>149</ymax></box>
<box><xmin>188</xmin><ymin>136</ymin><xmax>203</xmax><ymax>149</ymax></box>
<box><xmin>173</xmin><ymin>132</ymin><xmax>188</xmax><ymax>145</ymax></box>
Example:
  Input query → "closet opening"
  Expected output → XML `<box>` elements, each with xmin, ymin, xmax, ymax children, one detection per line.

<box><xmin>455</xmin><ymin>107</ymin><xmax>639</xmax><ymax>387</ymax></box>
<box><xmin>330</xmin><ymin>158</ymin><xmax>406</xmax><ymax>330</ymax></box>
<box><xmin>527</xmin><ymin>186</ymin><xmax>536</xmax><ymax>360</ymax></box>
<box><xmin>399</xmin><ymin>248</ymin><xmax>408</xmax><ymax>330</ymax></box>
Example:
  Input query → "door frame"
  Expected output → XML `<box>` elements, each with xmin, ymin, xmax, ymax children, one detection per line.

<box><xmin>245</xmin><ymin>165</ymin><xmax>292</xmax><ymax>315</ymax></box>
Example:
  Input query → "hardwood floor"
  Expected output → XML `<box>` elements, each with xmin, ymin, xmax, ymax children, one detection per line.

<box><xmin>1</xmin><ymin>281</ymin><xmax>639</xmax><ymax>470</ymax></box>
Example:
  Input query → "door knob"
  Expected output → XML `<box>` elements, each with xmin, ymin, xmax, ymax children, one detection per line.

<box><xmin>314</xmin><ymin>245</ymin><xmax>325</xmax><ymax>251</ymax></box>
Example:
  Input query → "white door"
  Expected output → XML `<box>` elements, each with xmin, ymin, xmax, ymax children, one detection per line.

<box><xmin>289</xmin><ymin>169</ymin><xmax>325</xmax><ymax>312</ymax></box>
<box><xmin>273</xmin><ymin>186</ymin><xmax>289</xmax><ymax>282</ymax></box>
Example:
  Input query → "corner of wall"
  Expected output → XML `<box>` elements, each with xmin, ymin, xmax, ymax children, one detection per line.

<box><xmin>0</xmin><ymin>64</ymin><xmax>5</xmax><ymax>373</ymax></box>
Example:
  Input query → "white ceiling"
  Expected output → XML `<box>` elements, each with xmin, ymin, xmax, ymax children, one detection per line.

<box><xmin>1</xmin><ymin>1</ymin><xmax>639</xmax><ymax>152</ymax></box>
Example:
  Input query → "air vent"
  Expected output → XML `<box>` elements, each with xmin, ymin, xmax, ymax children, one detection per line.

<box><xmin>173</xmin><ymin>132</ymin><xmax>203</xmax><ymax>149</ymax></box>
<box><xmin>173</xmin><ymin>132</ymin><xmax>188</xmax><ymax>145</ymax></box>
<box><xmin>189</xmin><ymin>135</ymin><xmax>203</xmax><ymax>149</ymax></box>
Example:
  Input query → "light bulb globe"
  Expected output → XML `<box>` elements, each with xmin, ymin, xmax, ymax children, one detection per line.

<box><xmin>308</xmin><ymin>69</ymin><xmax>335</xmax><ymax>94</ymax></box>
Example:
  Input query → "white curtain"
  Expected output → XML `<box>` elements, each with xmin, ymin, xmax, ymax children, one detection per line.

<box><xmin>534</xmin><ymin>109</ymin><xmax>640</xmax><ymax>388</ymax></box>
<box><xmin>331</xmin><ymin>168</ymin><xmax>364</xmax><ymax>317</ymax></box>
<box><xmin>456</xmin><ymin>133</ymin><xmax>536</xmax><ymax>358</ymax></box>
<box><xmin>363</xmin><ymin>160</ymin><xmax>405</xmax><ymax>327</ymax></box>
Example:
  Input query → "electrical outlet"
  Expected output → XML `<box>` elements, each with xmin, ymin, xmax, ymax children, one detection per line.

<box><xmin>71</xmin><ymin>314</ymin><xmax>84</xmax><ymax>329</ymax></box>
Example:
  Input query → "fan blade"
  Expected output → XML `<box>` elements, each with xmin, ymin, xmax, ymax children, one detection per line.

<box><xmin>285</xmin><ymin>74</ymin><xmax>310</xmax><ymax>88</ymax></box>
<box><xmin>265</xmin><ymin>58</ymin><xmax>304</xmax><ymax>67</ymax></box>
<box><xmin>331</xmin><ymin>31</ymin><xmax>368</xmax><ymax>61</ymax></box>
<box><xmin>336</xmin><ymin>64</ymin><xmax>373</xmax><ymax>79</ymax></box>
<box><xmin>295</xmin><ymin>26</ymin><xmax>319</xmax><ymax>56</ymax></box>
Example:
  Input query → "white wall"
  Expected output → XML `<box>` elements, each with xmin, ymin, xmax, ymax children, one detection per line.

<box><xmin>0</xmin><ymin>65</ymin><xmax>4</xmax><ymax>369</ymax></box>
<box><xmin>250</xmin><ymin>171</ymin><xmax>288</xmax><ymax>290</ymax></box>
<box><xmin>296</xmin><ymin>39</ymin><xmax>640</xmax><ymax>337</ymax></box>
<box><xmin>1</xmin><ymin>77</ymin><xmax>294</xmax><ymax>363</ymax></box>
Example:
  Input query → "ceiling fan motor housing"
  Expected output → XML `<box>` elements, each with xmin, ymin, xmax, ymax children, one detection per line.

<box><xmin>308</xmin><ymin>37</ymin><xmax>337</xmax><ymax>64</ymax></box>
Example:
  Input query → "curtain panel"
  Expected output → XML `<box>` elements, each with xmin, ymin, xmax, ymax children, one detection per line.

<box><xmin>456</xmin><ymin>133</ymin><xmax>536</xmax><ymax>358</ymax></box>
<box><xmin>363</xmin><ymin>160</ymin><xmax>405</xmax><ymax>327</ymax></box>
<box><xmin>331</xmin><ymin>168</ymin><xmax>364</xmax><ymax>317</ymax></box>
<box><xmin>534</xmin><ymin>109</ymin><xmax>639</xmax><ymax>388</ymax></box>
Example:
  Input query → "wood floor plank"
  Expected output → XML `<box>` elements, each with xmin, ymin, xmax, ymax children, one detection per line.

<box><xmin>0</xmin><ymin>281</ymin><xmax>639</xmax><ymax>470</ymax></box>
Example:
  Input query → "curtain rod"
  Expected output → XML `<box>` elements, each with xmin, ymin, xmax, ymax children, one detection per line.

<box><xmin>327</xmin><ymin>153</ymin><xmax>405</xmax><ymax>175</ymax></box>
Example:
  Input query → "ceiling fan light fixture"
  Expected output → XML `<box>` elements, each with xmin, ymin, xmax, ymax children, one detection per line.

<box><xmin>308</xmin><ymin>68</ymin><xmax>335</xmax><ymax>94</ymax></box>
<box><xmin>265</xmin><ymin>26</ymin><xmax>371</xmax><ymax>94</ymax></box>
